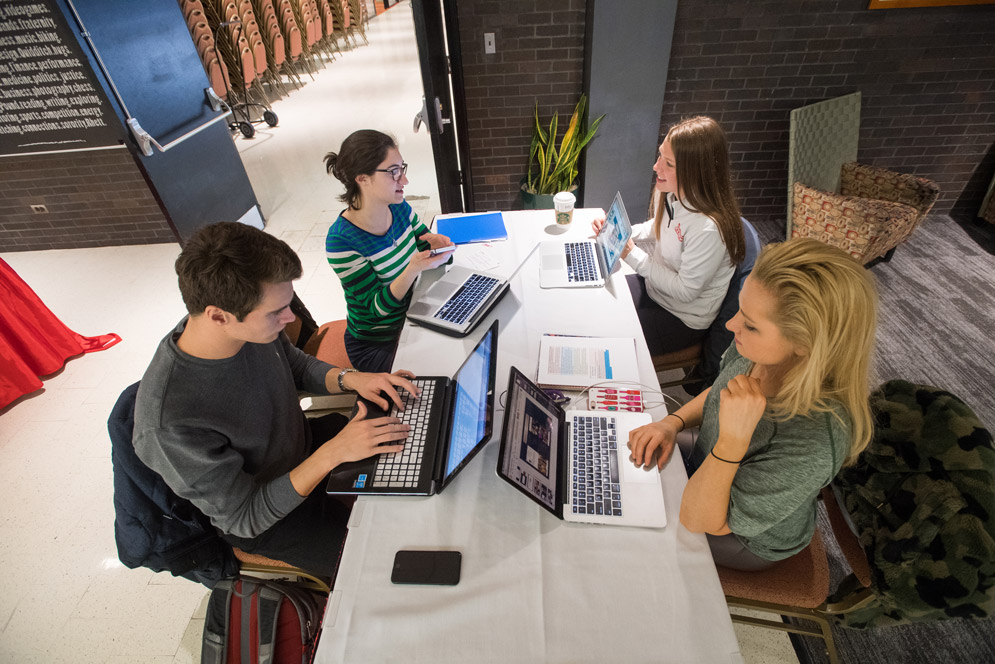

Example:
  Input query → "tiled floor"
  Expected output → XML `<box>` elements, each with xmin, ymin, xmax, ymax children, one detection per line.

<box><xmin>0</xmin><ymin>2</ymin><xmax>797</xmax><ymax>662</ymax></box>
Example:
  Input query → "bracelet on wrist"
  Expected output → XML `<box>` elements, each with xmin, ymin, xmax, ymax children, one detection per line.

<box><xmin>710</xmin><ymin>448</ymin><xmax>743</xmax><ymax>465</ymax></box>
<box><xmin>337</xmin><ymin>368</ymin><xmax>358</xmax><ymax>392</ymax></box>
<box><xmin>666</xmin><ymin>412</ymin><xmax>686</xmax><ymax>432</ymax></box>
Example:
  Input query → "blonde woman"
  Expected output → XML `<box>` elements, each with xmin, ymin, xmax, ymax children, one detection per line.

<box><xmin>628</xmin><ymin>238</ymin><xmax>877</xmax><ymax>571</ymax></box>
<box><xmin>594</xmin><ymin>116</ymin><xmax>746</xmax><ymax>354</ymax></box>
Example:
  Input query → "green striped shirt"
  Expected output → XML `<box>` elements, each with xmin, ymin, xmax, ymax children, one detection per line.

<box><xmin>325</xmin><ymin>200</ymin><xmax>430</xmax><ymax>342</ymax></box>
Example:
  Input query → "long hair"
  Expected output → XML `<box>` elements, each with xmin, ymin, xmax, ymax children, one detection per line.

<box><xmin>654</xmin><ymin>116</ymin><xmax>744</xmax><ymax>265</ymax></box>
<box><xmin>750</xmin><ymin>238</ymin><xmax>878</xmax><ymax>464</ymax></box>
<box><xmin>323</xmin><ymin>130</ymin><xmax>397</xmax><ymax>210</ymax></box>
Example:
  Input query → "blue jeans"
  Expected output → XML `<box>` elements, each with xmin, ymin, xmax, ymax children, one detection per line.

<box><xmin>343</xmin><ymin>330</ymin><xmax>398</xmax><ymax>373</ymax></box>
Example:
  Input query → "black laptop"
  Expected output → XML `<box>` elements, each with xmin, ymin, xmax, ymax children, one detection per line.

<box><xmin>325</xmin><ymin>320</ymin><xmax>498</xmax><ymax>496</ymax></box>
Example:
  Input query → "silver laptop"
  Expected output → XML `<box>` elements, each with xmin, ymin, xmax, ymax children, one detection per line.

<box><xmin>538</xmin><ymin>191</ymin><xmax>632</xmax><ymax>289</ymax></box>
<box><xmin>496</xmin><ymin>366</ymin><xmax>667</xmax><ymax>528</ymax></box>
<box><xmin>406</xmin><ymin>246</ymin><xmax>534</xmax><ymax>337</ymax></box>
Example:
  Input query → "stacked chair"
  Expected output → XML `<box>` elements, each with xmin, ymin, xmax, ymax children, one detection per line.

<box><xmin>787</xmin><ymin>92</ymin><xmax>940</xmax><ymax>265</ymax></box>
<box><xmin>177</xmin><ymin>0</ymin><xmax>369</xmax><ymax>138</ymax></box>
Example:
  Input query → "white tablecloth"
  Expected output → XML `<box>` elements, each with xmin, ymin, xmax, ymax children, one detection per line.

<box><xmin>314</xmin><ymin>209</ymin><xmax>743</xmax><ymax>663</ymax></box>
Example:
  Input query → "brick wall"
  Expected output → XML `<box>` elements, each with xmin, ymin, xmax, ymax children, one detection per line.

<box><xmin>0</xmin><ymin>150</ymin><xmax>174</xmax><ymax>252</ymax></box>
<box><xmin>456</xmin><ymin>0</ymin><xmax>587</xmax><ymax>212</ymax></box>
<box><xmin>662</xmin><ymin>0</ymin><xmax>995</xmax><ymax>229</ymax></box>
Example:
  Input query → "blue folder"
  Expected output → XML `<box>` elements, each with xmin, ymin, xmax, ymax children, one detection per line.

<box><xmin>435</xmin><ymin>212</ymin><xmax>508</xmax><ymax>244</ymax></box>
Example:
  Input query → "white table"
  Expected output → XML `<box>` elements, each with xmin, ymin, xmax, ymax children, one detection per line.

<box><xmin>314</xmin><ymin>209</ymin><xmax>743</xmax><ymax>664</ymax></box>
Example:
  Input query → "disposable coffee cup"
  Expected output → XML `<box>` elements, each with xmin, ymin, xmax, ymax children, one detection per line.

<box><xmin>553</xmin><ymin>191</ymin><xmax>576</xmax><ymax>226</ymax></box>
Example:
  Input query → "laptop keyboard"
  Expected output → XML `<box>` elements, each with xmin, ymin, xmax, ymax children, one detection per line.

<box><xmin>372</xmin><ymin>379</ymin><xmax>435</xmax><ymax>488</ymax></box>
<box><xmin>570</xmin><ymin>415</ymin><xmax>623</xmax><ymax>517</ymax></box>
<box><xmin>433</xmin><ymin>274</ymin><xmax>499</xmax><ymax>325</ymax></box>
<box><xmin>565</xmin><ymin>242</ymin><xmax>599</xmax><ymax>283</ymax></box>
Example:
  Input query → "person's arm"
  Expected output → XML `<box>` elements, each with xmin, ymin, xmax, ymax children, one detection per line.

<box><xmin>326</xmin><ymin>240</ymin><xmax>413</xmax><ymax>319</ymax></box>
<box><xmin>627</xmin><ymin>386</ymin><xmax>710</xmax><ymax>470</ymax></box>
<box><xmin>388</xmin><ymin>250</ymin><xmax>452</xmax><ymax>300</ymax></box>
<box><xmin>135</xmin><ymin>426</ymin><xmax>305</xmax><ymax>539</ymax></box>
<box><xmin>678</xmin><ymin>374</ymin><xmax>766</xmax><ymax>535</ymax></box>
<box><xmin>625</xmin><ymin>219</ymin><xmax>729</xmax><ymax>304</ymax></box>
<box><xmin>288</xmin><ymin>401</ymin><xmax>408</xmax><ymax>497</ymax></box>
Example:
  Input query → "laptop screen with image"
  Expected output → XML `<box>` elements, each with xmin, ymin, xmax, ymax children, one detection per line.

<box><xmin>498</xmin><ymin>368</ymin><xmax>563</xmax><ymax>514</ymax></box>
<box><xmin>443</xmin><ymin>322</ymin><xmax>498</xmax><ymax>480</ymax></box>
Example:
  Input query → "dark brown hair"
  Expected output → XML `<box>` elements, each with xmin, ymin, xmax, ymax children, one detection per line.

<box><xmin>175</xmin><ymin>222</ymin><xmax>302</xmax><ymax>320</ymax></box>
<box><xmin>654</xmin><ymin>116</ymin><xmax>745</xmax><ymax>265</ymax></box>
<box><xmin>323</xmin><ymin>129</ymin><xmax>397</xmax><ymax>210</ymax></box>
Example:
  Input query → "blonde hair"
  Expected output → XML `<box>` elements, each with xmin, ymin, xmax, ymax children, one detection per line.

<box><xmin>654</xmin><ymin>116</ymin><xmax>744</xmax><ymax>264</ymax></box>
<box><xmin>750</xmin><ymin>238</ymin><xmax>878</xmax><ymax>465</ymax></box>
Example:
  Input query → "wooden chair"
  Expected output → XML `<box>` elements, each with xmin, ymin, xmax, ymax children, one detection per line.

<box><xmin>233</xmin><ymin>547</ymin><xmax>331</xmax><ymax>593</ymax></box>
<box><xmin>718</xmin><ymin>487</ymin><xmax>874</xmax><ymax>664</ymax></box>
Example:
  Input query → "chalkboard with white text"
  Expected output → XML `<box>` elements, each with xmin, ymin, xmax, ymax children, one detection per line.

<box><xmin>0</xmin><ymin>0</ymin><xmax>121</xmax><ymax>156</ymax></box>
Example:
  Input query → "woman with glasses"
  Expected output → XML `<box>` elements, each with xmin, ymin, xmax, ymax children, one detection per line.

<box><xmin>324</xmin><ymin>130</ymin><xmax>454</xmax><ymax>373</ymax></box>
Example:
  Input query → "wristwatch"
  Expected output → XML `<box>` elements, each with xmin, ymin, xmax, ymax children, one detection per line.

<box><xmin>337</xmin><ymin>368</ymin><xmax>358</xmax><ymax>392</ymax></box>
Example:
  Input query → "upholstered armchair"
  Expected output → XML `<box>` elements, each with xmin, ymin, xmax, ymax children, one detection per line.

<box><xmin>791</xmin><ymin>163</ymin><xmax>939</xmax><ymax>265</ymax></box>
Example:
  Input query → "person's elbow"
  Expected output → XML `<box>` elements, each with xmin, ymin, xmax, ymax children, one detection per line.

<box><xmin>678</xmin><ymin>506</ymin><xmax>729</xmax><ymax>535</ymax></box>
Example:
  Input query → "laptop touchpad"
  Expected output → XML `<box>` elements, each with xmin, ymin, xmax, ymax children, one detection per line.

<box><xmin>542</xmin><ymin>254</ymin><xmax>564</xmax><ymax>270</ymax></box>
<box><xmin>621</xmin><ymin>458</ymin><xmax>661</xmax><ymax>484</ymax></box>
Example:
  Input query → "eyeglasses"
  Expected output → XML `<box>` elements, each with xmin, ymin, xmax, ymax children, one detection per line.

<box><xmin>374</xmin><ymin>163</ymin><xmax>408</xmax><ymax>181</ymax></box>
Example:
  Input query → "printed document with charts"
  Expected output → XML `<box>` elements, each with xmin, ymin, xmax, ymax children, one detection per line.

<box><xmin>536</xmin><ymin>335</ymin><xmax>640</xmax><ymax>390</ymax></box>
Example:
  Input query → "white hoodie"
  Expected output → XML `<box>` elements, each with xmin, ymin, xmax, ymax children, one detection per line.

<box><xmin>623</xmin><ymin>193</ymin><xmax>734</xmax><ymax>330</ymax></box>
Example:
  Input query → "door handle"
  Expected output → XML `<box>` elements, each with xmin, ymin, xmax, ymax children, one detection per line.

<box><xmin>413</xmin><ymin>97</ymin><xmax>429</xmax><ymax>133</ymax></box>
<box><xmin>414</xmin><ymin>97</ymin><xmax>451</xmax><ymax>134</ymax></box>
<box><xmin>434</xmin><ymin>96</ymin><xmax>451</xmax><ymax>134</ymax></box>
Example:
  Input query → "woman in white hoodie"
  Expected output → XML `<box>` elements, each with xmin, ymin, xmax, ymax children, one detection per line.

<box><xmin>595</xmin><ymin>116</ymin><xmax>745</xmax><ymax>355</ymax></box>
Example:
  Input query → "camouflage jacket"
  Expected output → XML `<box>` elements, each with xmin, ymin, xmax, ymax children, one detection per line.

<box><xmin>834</xmin><ymin>380</ymin><xmax>995</xmax><ymax>629</ymax></box>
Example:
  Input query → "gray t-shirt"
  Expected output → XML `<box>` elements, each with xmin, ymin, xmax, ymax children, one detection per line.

<box><xmin>689</xmin><ymin>345</ymin><xmax>850</xmax><ymax>561</ymax></box>
<box><xmin>133</xmin><ymin>318</ymin><xmax>333</xmax><ymax>539</ymax></box>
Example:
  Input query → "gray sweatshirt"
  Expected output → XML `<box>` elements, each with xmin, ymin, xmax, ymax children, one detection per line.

<box><xmin>133</xmin><ymin>318</ymin><xmax>333</xmax><ymax>539</ymax></box>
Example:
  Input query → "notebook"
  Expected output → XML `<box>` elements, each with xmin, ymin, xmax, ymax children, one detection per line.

<box><xmin>435</xmin><ymin>212</ymin><xmax>508</xmax><ymax>244</ymax></box>
<box><xmin>406</xmin><ymin>245</ymin><xmax>534</xmax><ymax>337</ymax></box>
<box><xmin>496</xmin><ymin>366</ymin><xmax>667</xmax><ymax>528</ymax></box>
<box><xmin>325</xmin><ymin>320</ymin><xmax>499</xmax><ymax>496</ymax></box>
<box><xmin>538</xmin><ymin>191</ymin><xmax>632</xmax><ymax>289</ymax></box>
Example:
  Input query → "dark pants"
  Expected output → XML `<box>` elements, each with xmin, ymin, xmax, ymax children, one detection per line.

<box><xmin>344</xmin><ymin>329</ymin><xmax>398</xmax><ymax>373</ymax></box>
<box><xmin>626</xmin><ymin>274</ymin><xmax>708</xmax><ymax>355</ymax></box>
<box><xmin>222</xmin><ymin>412</ymin><xmax>353</xmax><ymax>577</ymax></box>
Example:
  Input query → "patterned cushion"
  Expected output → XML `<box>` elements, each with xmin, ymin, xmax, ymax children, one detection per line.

<box><xmin>791</xmin><ymin>182</ymin><xmax>919</xmax><ymax>263</ymax></box>
<box><xmin>840</xmin><ymin>162</ymin><xmax>940</xmax><ymax>232</ymax></box>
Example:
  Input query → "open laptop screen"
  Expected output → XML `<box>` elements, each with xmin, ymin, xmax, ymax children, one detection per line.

<box><xmin>596</xmin><ymin>192</ymin><xmax>632</xmax><ymax>274</ymax></box>
<box><xmin>443</xmin><ymin>320</ymin><xmax>498</xmax><ymax>479</ymax></box>
<box><xmin>497</xmin><ymin>367</ymin><xmax>562</xmax><ymax>514</ymax></box>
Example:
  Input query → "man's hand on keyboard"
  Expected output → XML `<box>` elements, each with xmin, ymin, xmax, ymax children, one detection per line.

<box><xmin>345</xmin><ymin>369</ymin><xmax>420</xmax><ymax>411</ymax></box>
<box><xmin>330</xmin><ymin>401</ymin><xmax>409</xmax><ymax>464</ymax></box>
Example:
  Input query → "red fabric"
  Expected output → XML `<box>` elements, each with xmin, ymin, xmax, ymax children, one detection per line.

<box><xmin>0</xmin><ymin>258</ymin><xmax>121</xmax><ymax>409</ymax></box>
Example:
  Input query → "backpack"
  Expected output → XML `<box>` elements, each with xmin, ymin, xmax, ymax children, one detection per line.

<box><xmin>202</xmin><ymin>576</ymin><xmax>326</xmax><ymax>664</ymax></box>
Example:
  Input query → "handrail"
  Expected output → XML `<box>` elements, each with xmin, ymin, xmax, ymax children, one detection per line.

<box><xmin>64</xmin><ymin>0</ymin><xmax>232</xmax><ymax>158</ymax></box>
<box><xmin>127</xmin><ymin>93</ymin><xmax>232</xmax><ymax>157</ymax></box>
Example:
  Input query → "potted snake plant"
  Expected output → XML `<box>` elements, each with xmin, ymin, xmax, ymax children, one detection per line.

<box><xmin>521</xmin><ymin>94</ymin><xmax>605</xmax><ymax>209</ymax></box>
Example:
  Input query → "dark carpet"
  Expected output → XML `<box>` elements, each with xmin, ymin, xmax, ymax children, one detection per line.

<box><xmin>752</xmin><ymin>215</ymin><xmax>995</xmax><ymax>663</ymax></box>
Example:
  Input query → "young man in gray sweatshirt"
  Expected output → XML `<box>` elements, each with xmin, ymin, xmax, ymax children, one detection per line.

<box><xmin>134</xmin><ymin>221</ymin><xmax>417</xmax><ymax>575</ymax></box>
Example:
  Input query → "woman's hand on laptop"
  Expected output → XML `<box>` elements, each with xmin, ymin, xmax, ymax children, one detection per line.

<box><xmin>627</xmin><ymin>418</ymin><xmax>679</xmax><ymax>470</ymax></box>
<box><xmin>346</xmin><ymin>369</ymin><xmax>420</xmax><ymax>411</ymax></box>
